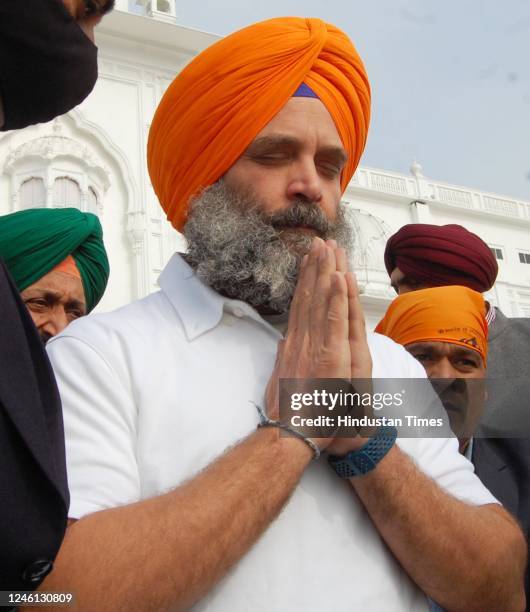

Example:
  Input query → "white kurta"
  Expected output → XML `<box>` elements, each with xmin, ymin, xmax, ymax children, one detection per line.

<box><xmin>47</xmin><ymin>253</ymin><xmax>497</xmax><ymax>612</ymax></box>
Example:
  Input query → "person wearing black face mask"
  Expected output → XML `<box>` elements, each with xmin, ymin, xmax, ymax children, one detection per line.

<box><xmin>0</xmin><ymin>0</ymin><xmax>113</xmax><ymax>595</ymax></box>
<box><xmin>0</xmin><ymin>0</ymin><xmax>114</xmax><ymax>131</ymax></box>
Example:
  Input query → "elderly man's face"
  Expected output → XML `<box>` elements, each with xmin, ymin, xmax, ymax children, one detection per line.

<box><xmin>406</xmin><ymin>341</ymin><xmax>486</xmax><ymax>448</ymax></box>
<box><xmin>224</xmin><ymin>97</ymin><xmax>346</xmax><ymax>227</ymax></box>
<box><xmin>20</xmin><ymin>270</ymin><xmax>86</xmax><ymax>343</ymax></box>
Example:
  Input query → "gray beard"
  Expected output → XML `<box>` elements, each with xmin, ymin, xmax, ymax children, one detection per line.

<box><xmin>183</xmin><ymin>180</ymin><xmax>354</xmax><ymax>314</ymax></box>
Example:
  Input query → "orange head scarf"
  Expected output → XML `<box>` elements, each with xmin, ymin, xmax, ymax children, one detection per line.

<box><xmin>375</xmin><ymin>286</ymin><xmax>488</xmax><ymax>364</ymax></box>
<box><xmin>52</xmin><ymin>254</ymin><xmax>81</xmax><ymax>279</ymax></box>
<box><xmin>147</xmin><ymin>17</ymin><xmax>371</xmax><ymax>230</ymax></box>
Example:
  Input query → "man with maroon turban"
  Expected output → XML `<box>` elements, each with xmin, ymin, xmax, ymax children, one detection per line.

<box><xmin>40</xmin><ymin>19</ymin><xmax>525</xmax><ymax>612</ymax></box>
<box><xmin>384</xmin><ymin>222</ymin><xmax>530</xmax><ymax>598</ymax></box>
<box><xmin>385</xmin><ymin>223</ymin><xmax>498</xmax><ymax>294</ymax></box>
<box><xmin>385</xmin><ymin>223</ymin><xmax>530</xmax><ymax>426</ymax></box>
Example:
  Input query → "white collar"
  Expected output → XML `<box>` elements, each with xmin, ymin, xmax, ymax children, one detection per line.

<box><xmin>158</xmin><ymin>253</ymin><xmax>279</xmax><ymax>341</ymax></box>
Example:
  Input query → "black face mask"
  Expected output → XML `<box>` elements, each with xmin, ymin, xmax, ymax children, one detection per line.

<box><xmin>0</xmin><ymin>0</ymin><xmax>98</xmax><ymax>131</ymax></box>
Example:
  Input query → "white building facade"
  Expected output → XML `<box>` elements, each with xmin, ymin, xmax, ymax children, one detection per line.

<box><xmin>1</xmin><ymin>3</ymin><xmax>529</xmax><ymax>328</ymax></box>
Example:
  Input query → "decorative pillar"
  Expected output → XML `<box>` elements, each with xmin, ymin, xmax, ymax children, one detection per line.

<box><xmin>127</xmin><ymin>210</ymin><xmax>149</xmax><ymax>298</ymax></box>
<box><xmin>409</xmin><ymin>160</ymin><xmax>433</xmax><ymax>224</ymax></box>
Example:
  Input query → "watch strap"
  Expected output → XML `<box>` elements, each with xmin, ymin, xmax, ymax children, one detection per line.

<box><xmin>328</xmin><ymin>426</ymin><xmax>397</xmax><ymax>477</ymax></box>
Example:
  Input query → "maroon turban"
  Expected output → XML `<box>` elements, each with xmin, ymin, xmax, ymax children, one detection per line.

<box><xmin>384</xmin><ymin>224</ymin><xmax>498</xmax><ymax>293</ymax></box>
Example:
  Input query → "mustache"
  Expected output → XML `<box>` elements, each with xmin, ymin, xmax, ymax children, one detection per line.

<box><xmin>264</xmin><ymin>202</ymin><xmax>334</xmax><ymax>236</ymax></box>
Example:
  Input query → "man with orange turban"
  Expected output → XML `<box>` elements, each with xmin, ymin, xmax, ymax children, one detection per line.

<box><xmin>384</xmin><ymin>223</ymin><xmax>529</xmax><ymax>427</ymax></box>
<box><xmin>384</xmin><ymin>223</ymin><xmax>530</xmax><ymax>598</ymax></box>
<box><xmin>42</xmin><ymin>18</ymin><xmax>525</xmax><ymax>612</ymax></box>
<box><xmin>377</xmin><ymin>284</ymin><xmax>529</xmax><ymax>600</ymax></box>
<box><xmin>376</xmin><ymin>285</ymin><xmax>489</xmax><ymax>448</ymax></box>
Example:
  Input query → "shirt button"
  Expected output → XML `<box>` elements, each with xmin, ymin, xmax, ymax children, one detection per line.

<box><xmin>22</xmin><ymin>559</ymin><xmax>54</xmax><ymax>585</ymax></box>
<box><xmin>233</xmin><ymin>307</ymin><xmax>244</xmax><ymax>318</ymax></box>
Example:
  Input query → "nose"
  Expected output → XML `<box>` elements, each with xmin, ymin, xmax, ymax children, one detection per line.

<box><xmin>286</xmin><ymin>157</ymin><xmax>323</xmax><ymax>204</ymax></box>
<box><xmin>40</xmin><ymin>308</ymin><xmax>70</xmax><ymax>338</ymax></box>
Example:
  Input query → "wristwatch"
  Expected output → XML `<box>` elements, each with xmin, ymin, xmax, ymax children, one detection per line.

<box><xmin>327</xmin><ymin>426</ymin><xmax>397</xmax><ymax>477</ymax></box>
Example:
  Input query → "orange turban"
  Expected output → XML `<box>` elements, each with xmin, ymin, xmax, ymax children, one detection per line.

<box><xmin>147</xmin><ymin>17</ymin><xmax>371</xmax><ymax>230</ymax></box>
<box><xmin>375</xmin><ymin>286</ymin><xmax>488</xmax><ymax>364</ymax></box>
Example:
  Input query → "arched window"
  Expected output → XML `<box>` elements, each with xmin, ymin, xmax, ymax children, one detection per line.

<box><xmin>19</xmin><ymin>177</ymin><xmax>46</xmax><ymax>209</ymax></box>
<box><xmin>53</xmin><ymin>177</ymin><xmax>81</xmax><ymax>208</ymax></box>
<box><xmin>88</xmin><ymin>186</ymin><xmax>99</xmax><ymax>213</ymax></box>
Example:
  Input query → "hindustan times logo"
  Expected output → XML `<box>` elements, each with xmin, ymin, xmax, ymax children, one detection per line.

<box><xmin>290</xmin><ymin>389</ymin><xmax>405</xmax><ymax>412</ymax></box>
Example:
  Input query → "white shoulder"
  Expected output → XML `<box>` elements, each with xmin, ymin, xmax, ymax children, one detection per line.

<box><xmin>367</xmin><ymin>331</ymin><xmax>427</xmax><ymax>379</ymax></box>
<box><xmin>47</xmin><ymin>290</ymin><xmax>180</xmax><ymax>353</ymax></box>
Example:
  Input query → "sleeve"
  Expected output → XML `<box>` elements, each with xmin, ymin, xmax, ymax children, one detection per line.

<box><xmin>399</xmin><ymin>436</ymin><xmax>499</xmax><ymax>507</ymax></box>
<box><xmin>47</xmin><ymin>331</ymin><xmax>141</xmax><ymax>519</ymax></box>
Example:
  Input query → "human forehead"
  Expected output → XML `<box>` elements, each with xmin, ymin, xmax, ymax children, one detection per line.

<box><xmin>252</xmin><ymin>97</ymin><xmax>344</xmax><ymax>150</ymax></box>
<box><xmin>24</xmin><ymin>270</ymin><xmax>85</xmax><ymax>303</ymax></box>
<box><xmin>407</xmin><ymin>341</ymin><xmax>484</xmax><ymax>365</ymax></box>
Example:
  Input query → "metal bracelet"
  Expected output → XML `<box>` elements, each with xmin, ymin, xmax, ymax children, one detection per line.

<box><xmin>251</xmin><ymin>402</ymin><xmax>321</xmax><ymax>460</ymax></box>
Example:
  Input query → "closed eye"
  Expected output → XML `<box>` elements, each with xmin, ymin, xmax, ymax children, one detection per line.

<box><xmin>317</xmin><ymin>162</ymin><xmax>343</xmax><ymax>179</ymax></box>
<box><xmin>252</xmin><ymin>152</ymin><xmax>293</xmax><ymax>164</ymax></box>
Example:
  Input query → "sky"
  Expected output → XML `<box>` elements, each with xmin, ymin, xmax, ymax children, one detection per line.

<box><xmin>174</xmin><ymin>0</ymin><xmax>530</xmax><ymax>200</ymax></box>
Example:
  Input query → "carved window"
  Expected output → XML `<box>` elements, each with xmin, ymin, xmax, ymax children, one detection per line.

<box><xmin>53</xmin><ymin>177</ymin><xmax>81</xmax><ymax>208</ymax></box>
<box><xmin>19</xmin><ymin>177</ymin><xmax>46</xmax><ymax>209</ymax></box>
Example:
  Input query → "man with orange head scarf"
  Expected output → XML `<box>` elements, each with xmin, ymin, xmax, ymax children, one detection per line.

<box><xmin>377</xmin><ymin>284</ymin><xmax>529</xmax><ymax>601</ymax></box>
<box><xmin>43</xmin><ymin>18</ymin><xmax>525</xmax><ymax>611</ymax></box>
<box><xmin>377</xmin><ymin>285</ymin><xmax>490</xmax><ymax>450</ymax></box>
<box><xmin>383</xmin><ymin>223</ymin><xmax>530</xmax><ymax>599</ymax></box>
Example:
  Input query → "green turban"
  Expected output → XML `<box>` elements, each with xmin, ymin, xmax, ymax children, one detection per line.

<box><xmin>0</xmin><ymin>208</ymin><xmax>110</xmax><ymax>312</ymax></box>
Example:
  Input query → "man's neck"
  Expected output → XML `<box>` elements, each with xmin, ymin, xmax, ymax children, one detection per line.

<box><xmin>459</xmin><ymin>437</ymin><xmax>470</xmax><ymax>455</ymax></box>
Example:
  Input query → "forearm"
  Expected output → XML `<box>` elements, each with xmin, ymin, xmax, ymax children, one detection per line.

<box><xmin>349</xmin><ymin>445</ymin><xmax>526</xmax><ymax>612</ymax></box>
<box><xmin>30</xmin><ymin>427</ymin><xmax>312</xmax><ymax>612</ymax></box>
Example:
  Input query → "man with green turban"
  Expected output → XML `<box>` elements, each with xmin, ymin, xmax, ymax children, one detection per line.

<box><xmin>0</xmin><ymin>207</ymin><xmax>109</xmax><ymax>342</ymax></box>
